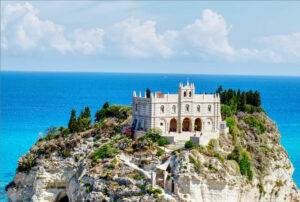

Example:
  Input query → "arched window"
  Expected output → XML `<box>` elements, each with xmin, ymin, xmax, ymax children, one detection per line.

<box><xmin>160</xmin><ymin>105</ymin><xmax>165</xmax><ymax>113</ymax></box>
<box><xmin>197</xmin><ymin>105</ymin><xmax>200</xmax><ymax>112</ymax></box>
<box><xmin>184</xmin><ymin>91</ymin><xmax>187</xmax><ymax>97</ymax></box>
<box><xmin>189</xmin><ymin>91</ymin><xmax>192</xmax><ymax>97</ymax></box>
<box><xmin>135</xmin><ymin>104</ymin><xmax>138</xmax><ymax>112</ymax></box>
<box><xmin>208</xmin><ymin>105</ymin><xmax>211</xmax><ymax>112</ymax></box>
<box><xmin>172</xmin><ymin>105</ymin><xmax>176</xmax><ymax>113</ymax></box>
<box><xmin>186</xmin><ymin>104</ymin><xmax>189</xmax><ymax>112</ymax></box>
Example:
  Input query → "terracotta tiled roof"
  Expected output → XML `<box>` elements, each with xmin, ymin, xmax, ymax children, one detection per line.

<box><xmin>155</xmin><ymin>92</ymin><xmax>164</xmax><ymax>98</ymax></box>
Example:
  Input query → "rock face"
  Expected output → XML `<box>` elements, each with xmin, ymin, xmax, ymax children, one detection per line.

<box><xmin>6</xmin><ymin>113</ymin><xmax>300</xmax><ymax>202</ymax></box>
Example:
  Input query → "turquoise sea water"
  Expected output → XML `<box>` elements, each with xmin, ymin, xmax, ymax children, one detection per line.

<box><xmin>1</xmin><ymin>71</ymin><xmax>300</xmax><ymax>200</ymax></box>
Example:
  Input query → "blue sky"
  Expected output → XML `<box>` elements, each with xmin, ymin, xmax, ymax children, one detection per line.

<box><xmin>1</xmin><ymin>1</ymin><xmax>300</xmax><ymax>75</ymax></box>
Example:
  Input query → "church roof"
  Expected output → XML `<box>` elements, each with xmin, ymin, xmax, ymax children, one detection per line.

<box><xmin>155</xmin><ymin>92</ymin><xmax>164</xmax><ymax>98</ymax></box>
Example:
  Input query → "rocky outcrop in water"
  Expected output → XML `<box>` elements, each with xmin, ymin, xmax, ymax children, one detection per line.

<box><xmin>6</xmin><ymin>112</ymin><xmax>300</xmax><ymax>202</ymax></box>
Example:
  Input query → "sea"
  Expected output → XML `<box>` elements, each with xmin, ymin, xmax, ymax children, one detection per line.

<box><xmin>1</xmin><ymin>71</ymin><xmax>300</xmax><ymax>200</ymax></box>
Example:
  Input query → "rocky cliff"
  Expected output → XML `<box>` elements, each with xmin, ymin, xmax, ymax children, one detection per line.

<box><xmin>6</xmin><ymin>111</ymin><xmax>300</xmax><ymax>202</ymax></box>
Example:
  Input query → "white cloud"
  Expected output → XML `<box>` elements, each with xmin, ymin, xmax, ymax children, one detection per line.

<box><xmin>110</xmin><ymin>18</ymin><xmax>177</xmax><ymax>58</ymax></box>
<box><xmin>2</xmin><ymin>2</ymin><xmax>300</xmax><ymax>63</ymax></box>
<box><xmin>73</xmin><ymin>28</ymin><xmax>105</xmax><ymax>54</ymax></box>
<box><xmin>182</xmin><ymin>9</ymin><xmax>235</xmax><ymax>56</ymax></box>
<box><xmin>2</xmin><ymin>3</ymin><xmax>72</xmax><ymax>53</ymax></box>
<box><xmin>260</xmin><ymin>32</ymin><xmax>300</xmax><ymax>62</ymax></box>
<box><xmin>1</xmin><ymin>2</ymin><xmax>104</xmax><ymax>54</ymax></box>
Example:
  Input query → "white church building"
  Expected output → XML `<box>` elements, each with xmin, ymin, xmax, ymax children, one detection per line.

<box><xmin>131</xmin><ymin>82</ymin><xmax>228</xmax><ymax>145</ymax></box>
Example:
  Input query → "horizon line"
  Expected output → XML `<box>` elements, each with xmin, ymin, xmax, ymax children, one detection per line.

<box><xmin>1</xmin><ymin>70</ymin><xmax>300</xmax><ymax>78</ymax></box>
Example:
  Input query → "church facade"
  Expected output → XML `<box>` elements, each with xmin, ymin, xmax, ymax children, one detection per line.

<box><xmin>131</xmin><ymin>82</ymin><xmax>228</xmax><ymax>144</ymax></box>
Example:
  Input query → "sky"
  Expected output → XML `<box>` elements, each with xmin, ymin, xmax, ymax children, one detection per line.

<box><xmin>1</xmin><ymin>1</ymin><xmax>300</xmax><ymax>76</ymax></box>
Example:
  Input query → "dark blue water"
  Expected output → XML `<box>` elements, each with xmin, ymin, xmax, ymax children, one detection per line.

<box><xmin>1</xmin><ymin>71</ymin><xmax>300</xmax><ymax>200</ymax></box>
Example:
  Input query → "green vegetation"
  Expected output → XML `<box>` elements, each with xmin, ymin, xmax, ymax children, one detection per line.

<box><xmin>144</xmin><ymin>128</ymin><xmax>162</xmax><ymax>142</ymax></box>
<box><xmin>217</xmin><ymin>85</ymin><xmax>264</xmax><ymax>118</ymax></box>
<box><xmin>213</xmin><ymin>151</ymin><xmax>224</xmax><ymax>163</ymax></box>
<box><xmin>158</xmin><ymin>138</ymin><xmax>170</xmax><ymax>146</ymax></box>
<box><xmin>146</xmin><ymin>88</ymin><xmax>151</xmax><ymax>98</ymax></box>
<box><xmin>208</xmin><ymin>138</ymin><xmax>219</xmax><ymax>150</ymax></box>
<box><xmin>228</xmin><ymin>145</ymin><xmax>253</xmax><ymax>181</ymax></box>
<box><xmin>185</xmin><ymin>140</ymin><xmax>196</xmax><ymax>149</ymax></box>
<box><xmin>156</xmin><ymin>149</ymin><xmax>164</xmax><ymax>156</ymax></box>
<box><xmin>17</xmin><ymin>153</ymin><xmax>36</xmax><ymax>173</ymax></box>
<box><xmin>94</xmin><ymin>101</ymin><xmax>131</xmax><ymax>122</ymax></box>
<box><xmin>244</xmin><ymin>115</ymin><xmax>266</xmax><ymax>134</ymax></box>
<box><xmin>189</xmin><ymin>156</ymin><xmax>202</xmax><ymax>173</ymax></box>
<box><xmin>68</xmin><ymin>106</ymin><xmax>92</xmax><ymax>133</ymax></box>
<box><xmin>258</xmin><ymin>183</ymin><xmax>266</xmax><ymax>195</ymax></box>
<box><xmin>90</xmin><ymin>143</ymin><xmax>117</xmax><ymax>162</ymax></box>
<box><xmin>276</xmin><ymin>180</ymin><xmax>284</xmax><ymax>187</ymax></box>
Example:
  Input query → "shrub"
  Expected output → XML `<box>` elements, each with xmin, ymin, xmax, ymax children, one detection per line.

<box><xmin>185</xmin><ymin>140</ymin><xmax>196</xmax><ymax>149</ymax></box>
<box><xmin>158</xmin><ymin>138</ymin><xmax>170</xmax><ymax>146</ymax></box>
<box><xmin>228</xmin><ymin>146</ymin><xmax>253</xmax><ymax>181</ymax></box>
<box><xmin>276</xmin><ymin>180</ymin><xmax>284</xmax><ymax>187</ymax></box>
<box><xmin>60</xmin><ymin>149</ymin><xmax>71</xmax><ymax>159</ymax></box>
<box><xmin>95</xmin><ymin>103</ymin><xmax>132</xmax><ymax>122</ymax></box>
<box><xmin>145</xmin><ymin>128</ymin><xmax>162</xmax><ymax>142</ymax></box>
<box><xmin>221</xmin><ymin>104</ymin><xmax>233</xmax><ymax>118</ymax></box>
<box><xmin>90</xmin><ymin>143</ymin><xmax>117</xmax><ymax>162</ymax></box>
<box><xmin>225</xmin><ymin>117</ymin><xmax>236</xmax><ymax>134</ymax></box>
<box><xmin>156</xmin><ymin>149</ymin><xmax>164</xmax><ymax>157</ymax></box>
<box><xmin>244</xmin><ymin>116</ymin><xmax>266</xmax><ymax>134</ymax></box>
<box><xmin>17</xmin><ymin>153</ymin><xmax>36</xmax><ymax>173</ymax></box>
<box><xmin>198</xmin><ymin>145</ymin><xmax>206</xmax><ymax>152</ymax></box>
<box><xmin>258</xmin><ymin>183</ymin><xmax>266</xmax><ymax>194</ymax></box>
<box><xmin>208</xmin><ymin>139</ymin><xmax>219</xmax><ymax>150</ymax></box>
<box><xmin>214</xmin><ymin>151</ymin><xmax>224</xmax><ymax>163</ymax></box>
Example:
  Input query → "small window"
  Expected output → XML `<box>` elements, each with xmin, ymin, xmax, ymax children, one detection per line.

<box><xmin>160</xmin><ymin>122</ymin><xmax>163</xmax><ymax>126</ymax></box>
<box><xmin>172</xmin><ymin>105</ymin><xmax>176</xmax><ymax>113</ymax></box>
<box><xmin>208</xmin><ymin>121</ymin><xmax>211</xmax><ymax>125</ymax></box>
<box><xmin>197</xmin><ymin>105</ymin><xmax>200</xmax><ymax>112</ymax></box>
<box><xmin>160</xmin><ymin>105</ymin><xmax>165</xmax><ymax>113</ymax></box>
<box><xmin>186</xmin><ymin>104</ymin><xmax>189</xmax><ymax>112</ymax></box>
<box><xmin>135</xmin><ymin>104</ymin><xmax>138</xmax><ymax>112</ymax></box>
<box><xmin>184</xmin><ymin>91</ymin><xmax>187</xmax><ymax>97</ymax></box>
<box><xmin>189</xmin><ymin>91</ymin><xmax>192</xmax><ymax>97</ymax></box>
<box><xmin>208</xmin><ymin>105</ymin><xmax>211</xmax><ymax>112</ymax></box>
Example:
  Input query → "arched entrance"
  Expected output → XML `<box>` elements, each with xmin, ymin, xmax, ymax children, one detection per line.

<box><xmin>182</xmin><ymin>118</ymin><xmax>191</xmax><ymax>132</ymax></box>
<box><xmin>194</xmin><ymin>118</ymin><xmax>202</xmax><ymax>131</ymax></box>
<box><xmin>170</xmin><ymin>118</ymin><xmax>177</xmax><ymax>132</ymax></box>
<box><xmin>56</xmin><ymin>191</ymin><xmax>69</xmax><ymax>202</ymax></box>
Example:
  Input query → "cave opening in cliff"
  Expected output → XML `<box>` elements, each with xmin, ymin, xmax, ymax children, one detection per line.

<box><xmin>56</xmin><ymin>191</ymin><xmax>69</xmax><ymax>202</ymax></box>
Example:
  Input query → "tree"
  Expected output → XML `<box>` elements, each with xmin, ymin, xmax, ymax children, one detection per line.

<box><xmin>68</xmin><ymin>109</ymin><xmax>78</xmax><ymax>133</ymax></box>
<box><xmin>83</xmin><ymin>106</ymin><xmax>91</xmax><ymax>119</ymax></box>
<box><xmin>216</xmin><ymin>85</ymin><xmax>223</xmax><ymax>94</ymax></box>
<box><xmin>240</xmin><ymin>92</ymin><xmax>247</xmax><ymax>111</ymax></box>
<box><xmin>246</xmin><ymin>90</ymin><xmax>254</xmax><ymax>105</ymax></box>
<box><xmin>253</xmin><ymin>91</ymin><xmax>261</xmax><ymax>107</ymax></box>
<box><xmin>146</xmin><ymin>88</ymin><xmax>151</xmax><ymax>98</ymax></box>
<box><xmin>103</xmin><ymin>101</ymin><xmax>109</xmax><ymax>109</ymax></box>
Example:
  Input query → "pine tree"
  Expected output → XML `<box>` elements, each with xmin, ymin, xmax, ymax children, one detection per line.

<box><xmin>246</xmin><ymin>90</ymin><xmax>254</xmax><ymax>105</ymax></box>
<box><xmin>240</xmin><ymin>92</ymin><xmax>247</xmax><ymax>111</ymax></box>
<box><xmin>103</xmin><ymin>101</ymin><xmax>109</xmax><ymax>109</ymax></box>
<box><xmin>146</xmin><ymin>88</ymin><xmax>151</xmax><ymax>98</ymax></box>
<box><xmin>83</xmin><ymin>106</ymin><xmax>91</xmax><ymax>119</ymax></box>
<box><xmin>216</xmin><ymin>85</ymin><xmax>223</xmax><ymax>94</ymax></box>
<box><xmin>253</xmin><ymin>91</ymin><xmax>261</xmax><ymax>107</ymax></box>
<box><xmin>68</xmin><ymin>109</ymin><xmax>78</xmax><ymax>133</ymax></box>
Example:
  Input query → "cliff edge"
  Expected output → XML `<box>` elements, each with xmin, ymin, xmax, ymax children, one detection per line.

<box><xmin>5</xmin><ymin>107</ymin><xmax>300</xmax><ymax>202</ymax></box>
